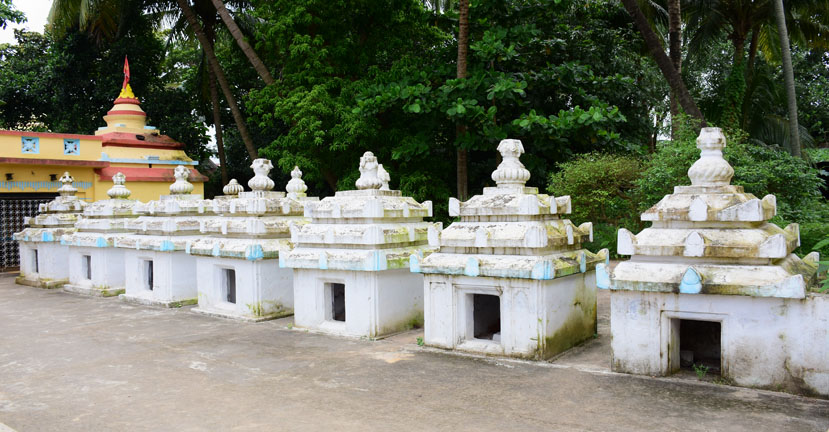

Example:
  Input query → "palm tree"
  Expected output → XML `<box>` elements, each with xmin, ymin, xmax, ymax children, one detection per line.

<box><xmin>209</xmin><ymin>0</ymin><xmax>273</xmax><ymax>85</ymax></box>
<box><xmin>620</xmin><ymin>0</ymin><xmax>705</xmax><ymax>123</ymax></box>
<box><xmin>456</xmin><ymin>0</ymin><xmax>469</xmax><ymax>200</ymax></box>
<box><xmin>772</xmin><ymin>0</ymin><xmax>801</xmax><ymax>157</ymax></box>
<box><xmin>685</xmin><ymin>0</ymin><xmax>828</xmax><ymax>151</ymax></box>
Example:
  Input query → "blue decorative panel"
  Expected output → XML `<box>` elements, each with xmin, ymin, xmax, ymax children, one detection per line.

<box><xmin>63</xmin><ymin>139</ymin><xmax>80</xmax><ymax>155</ymax></box>
<box><xmin>21</xmin><ymin>137</ymin><xmax>39</xmax><ymax>154</ymax></box>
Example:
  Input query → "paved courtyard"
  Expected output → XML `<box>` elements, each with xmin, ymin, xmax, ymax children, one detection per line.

<box><xmin>0</xmin><ymin>272</ymin><xmax>827</xmax><ymax>431</ymax></box>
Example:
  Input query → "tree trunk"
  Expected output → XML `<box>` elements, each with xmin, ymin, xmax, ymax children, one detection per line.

<box><xmin>668</xmin><ymin>0</ymin><xmax>681</xmax><ymax>140</ymax></box>
<box><xmin>741</xmin><ymin>30</ymin><xmax>760</xmax><ymax>129</ymax></box>
<box><xmin>455</xmin><ymin>0</ymin><xmax>469</xmax><ymax>200</ymax></box>
<box><xmin>176</xmin><ymin>0</ymin><xmax>258</xmax><ymax>161</ymax></box>
<box><xmin>208</xmin><ymin>65</ymin><xmax>229</xmax><ymax>185</ymax></box>
<box><xmin>619</xmin><ymin>0</ymin><xmax>705</xmax><ymax>124</ymax></box>
<box><xmin>209</xmin><ymin>0</ymin><xmax>274</xmax><ymax>85</ymax></box>
<box><xmin>773</xmin><ymin>0</ymin><xmax>801</xmax><ymax>157</ymax></box>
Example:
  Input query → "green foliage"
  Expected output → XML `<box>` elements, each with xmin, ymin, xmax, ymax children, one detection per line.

<box><xmin>547</xmin><ymin>152</ymin><xmax>642</xmax><ymax>254</ymax></box>
<box><xmin>813</xmin><ymin>236</ymin><xmax>829</xmax><ymax>292</ymax></box>
<box><xmin>637</xmin><ymin>118</ymin><xmax>827</xmax><ymax>225</ymax></box>
<box><xmin>693</xmin><ymin>363</ymin><xmax>709</xmax><ymax>379</ymax></box>
<box><xmin>0</xmin><ymin>0</ymin><xmax>24</xmax><ymax>29</ymax></box>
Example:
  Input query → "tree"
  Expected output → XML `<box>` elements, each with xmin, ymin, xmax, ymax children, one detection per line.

<box><xmin>667</xmin><ymin>0</ymin><xmax>681</xmax><ymax>139</ymax></box>
<box><xmin>0</xmin><ymin>0</ymin><xmax>24</xmax><ymax>29</ymax></box>
<box><xmin>619</xmin><ymin>0</ymin><xmax>705</xmax><ymax>124</ymax></box>
<box><xmin>773</xmin><ymin>0</ymin><xmax>801</xmax><ymax>158</ymax></box>
<box><xmin>455</xmin><ymin>0</ymin><xmax>469</xmax><ymax>200</ymax></box>
<box><xmin>210</xmin><ymin>0</ymin><xmax>273</xmax><ymax>85</ymax></box>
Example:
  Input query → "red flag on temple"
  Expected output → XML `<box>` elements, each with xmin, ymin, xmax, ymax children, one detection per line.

<box><xmin>122</xmin><ymin>56</ymin><xmax>130</xmax><ymax>89</ymax></box>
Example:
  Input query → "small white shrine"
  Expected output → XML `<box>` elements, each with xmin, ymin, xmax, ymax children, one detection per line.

<box><xmin>62</xmin><ymin>173</ymin><xmax>140</xmax><ymax>297</ymax></box>
<box><xmin>597</xmin><ymin>128</ymin><xmax>825</xmax><ymax>396</ymax></box>
<box><xmin>14</xmin><ymin>172</ymin><xmax>86</xmax><ymax>288</ymax></box>
<box><xmin>281</xmin><ymin>152</ymin><xmax>439</xmax><ymax>338</ymax></box>
<box><xmin>117</xmin><ymin>166</ymin><xmax>203</xmax><ymax>307</ymax></box>
<box><xmin>188</xmin><ymin>159</ymin><xmax>315</xmax><ymax>321</ymax></box>
<box><xmin>413</xmin><ymin>139</ymin><xmax>606</xmax><ymax>359</ymax></box>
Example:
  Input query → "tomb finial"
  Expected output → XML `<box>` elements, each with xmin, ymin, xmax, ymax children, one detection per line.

<box><xmin>169</xmin><ymin>165</ymin><xmax>194</xmax><ymax>195</ymax></box>
<box><xmin>687</xmin><ymin>127</ymin><xmax>734</xmax><ymax>187</ymax></box>
<box><xmin>491</xmin><ymin>139</ymin><xmax>530</xmax><ymax>189</ymax></box>
<box><xmin>378</xmin><ymin>164</ymin><xmax>391</xmax><ymax>190</ymax></box>
<box><xmin>222</xmin><ymin>179</ymin><xmax>244</xmax><ymax>196</ymax></box>
<box><xmin>248</xmin><ymin>158</ymin><xmax>275</xmax><ymax>191</ymax></box>
<box><xmin>107</xmin><ymin>172</ymin><xmax>131</xmax><ymax>199</ymax></box>
<box><xmin>355</xmin><ymin>151</ymin><xmax>382</xmax><ymax>190</ymax></box>
<box><xmin>57</xmin><ymin>172</ymin><xmax>77</xmax><ymax>197</ymax></box>
<box><xmin>286</xmin><ymin>166</ymin><xmax>308</xmax><ymax>197</ymax></box>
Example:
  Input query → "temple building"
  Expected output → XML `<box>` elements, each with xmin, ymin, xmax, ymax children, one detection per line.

<box><xmin>413</xmin><ymin>139</ymin><xmax>606</xmax><ymax>359</ymax></box>
<box><xmin>597</xmin><ymin>128</ymin><xmax>825</xmax><ymax>396</ymax></box>
<box><xmin>281</xmin><ymin>152</ymin><xmax>439</xmax><ymax>338</ymax></box>
<box><xmin>0</xmin><ymin>61</ymin><xmax>206</xmax><ymax>270</ymax></box>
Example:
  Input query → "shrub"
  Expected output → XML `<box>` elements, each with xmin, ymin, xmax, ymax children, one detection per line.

<box><xmin>547</xmin><ymin>152</ymin><xmax>643</xmax><ymax>255</ymax></box>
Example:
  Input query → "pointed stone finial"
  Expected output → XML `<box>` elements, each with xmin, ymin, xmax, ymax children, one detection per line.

<box><xmin>687</xmin><ymin>127</ymin><xmax>734</xmax><ymax>187</ymax></box>
<box><xmin>355</xmin><ymin>151</ymin><xmax>382</xmax><ymax>190</ymax></box>
<box><xmin>107</xmin><ymin>172</ymin><xmax>131</xmax><ymax>199</ymax></box>
<box><xmin>491</xmin><ymin>139</ymin><xmax>530</xmax><ymax>188</ymax></box>
<box><xmin>223</xmin><ymin>179</ymin><xmax>244</xmax><ymax>196</ymax></box>
<box><xmin>57</xmin><ymin>172</ymin><xmax>77</xmax><ymax>197</ymax></box>
<box><xmin>248</xmin><ymin>158</ymin><xmax>275</xmax><ymax>191</ymax></box>
<box><xmin>378</xmin><ymin>164</ymin><xmax>391</xmax><ymax>190</ymax></box>
<box><xmin>286</xmin><ymin>166</ymin><xmax>308</xmax><ymax>197</ymax></box>
<box><xmin>169</xmin><ymin>165</ymin><xmax>194</xmax><ymax>195</ymax></box>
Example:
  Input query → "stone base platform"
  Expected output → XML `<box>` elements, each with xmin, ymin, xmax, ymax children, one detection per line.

<box><xmin>15</xmin><ymin>276</ymin><xmax>67</xmax><ymax>289</ymax></box>
<box><xmin>63</xmin><ymin>284</ymin><xmax>125</xmax><ymax>298</ymax></box>
<box><xmin>191</xmin><ymin>306</ymin><xmax>293</xmax><ymax>323</ymax></box>
<box><xmin>119</xmin><ymin>294</ymin><xmax>197</xmax><ymax>308</ymax></box>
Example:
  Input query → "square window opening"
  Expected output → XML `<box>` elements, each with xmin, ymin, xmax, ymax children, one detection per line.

<box><xmin>82</xmin><ymin>255</ymin><xmax>92</xmax><ymax>280</ymax></box>
<box><xmin>223</xmin><ymin>268</ymin><xmax>236</xmax><ymax>304</ymax></box>
<box><xmin>473</xmin><ymin>294</ymin><xmax>501</xmax><ymax>342</ymax></box>
<box><xmin>32</xmin><ymin>249</ymin><xmax>38</xmax><ymax>273</ymax></box>
<box><xmin>326</xmin><ymin>283</ymin><xmax>346</xmax><ymax>322</ymax></box>
<box><xmin>678</xmin><ymin>319</ymin><xmax>721</xmax><ymax>376</ymax></box>
<box><xmin>143</xmin><ymin>260</ymin><xmax>154</xmax><ymax>291</ymax></box>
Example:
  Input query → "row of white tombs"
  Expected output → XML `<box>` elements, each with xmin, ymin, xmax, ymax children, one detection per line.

<box><xmin>13</xmin><ymin>128</ymin><xmax>828</xmax><ymax>397</ymax></box>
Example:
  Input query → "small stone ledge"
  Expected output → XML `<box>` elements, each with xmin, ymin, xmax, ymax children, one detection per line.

<box><xmin>119</xmin><ymin>294</ymin><xmax>197</xmax><ymax>308</ymax></box>
<box><xmin>191</xmin><ymin>307</ymin><xmax>293</xmax><ymax>322</ymax></box>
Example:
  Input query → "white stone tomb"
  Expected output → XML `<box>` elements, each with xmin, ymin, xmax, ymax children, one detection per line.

<box><xmin>282</xmin><ymin>152</ymin><xmax>440</xmax><ymax>338</ymax></box>
<box><xmin>188</xmin><ymin>160</ymin><xmax>316</xmax><ymax>321</ymax></box>
<box><xmin>413</xmin><ymin>139</ymin><xmax>607</xmax><ymax>358</ymax></box>
<box><xmin>117</xmin><ymin>165</ymin><xmax>204</xmax><ymax>307</ymax></box>
<box><xmin>597</xmin><ymin>127</ymin><xmax>825</xmax><ymax>395</ymax></box>
<box><xmin>61</xmin><ymin>173</ymin><xmax>140</xmax><ymax>297</ymax></box>
<box><xmin>14</xmin><ymin>172</ymin><xmax>86</xmax><ymax>288</ymax></box>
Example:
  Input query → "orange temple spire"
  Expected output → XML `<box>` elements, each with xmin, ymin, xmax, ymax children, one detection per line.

<box><xmin>122</xmin><ymin>56</ymin><xmax>130</xmax><ymax>89</ymax></box>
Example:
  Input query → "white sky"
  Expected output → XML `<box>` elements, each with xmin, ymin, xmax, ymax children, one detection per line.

<box><xmin>0</xmin><ymin>0</ymin><xmax>52</xmax><ymax>45</ymax></box>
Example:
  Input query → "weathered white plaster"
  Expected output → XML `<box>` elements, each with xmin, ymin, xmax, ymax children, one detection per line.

<box><xmin>283</xmin><ymin>151</ymin><xmax>438</xmax><ymax>338</ymax></box>
<box><xmin>188</xmin><ymin>158</ymin><xmax>315</xmax><ymax>321</ymax></box>
<box><xmin>62</xmin><ymin>173</ymin><xmax>140</xmax><ymax>297</ymax></box>
<box><xmin>416</xmin><ymin>139</ymin><xmax>606</xmax><ymax>359</ymax></box>
<box><xmin>610</xmin><ymin>290</ymin><xmax>829</xmax><ymax>396</ymax></box>
<box><xmin>117</xmin><ymin>172</ymin><xmax>204</xmax><ymax>307</ymax></box>
<box><xmin>292</xmin><ymin>268</ymin><xmax>423</xmax><ymax>338</ymax></box>
<box><xmin>14</xmin><ymin>172</ymin><xmax>85</xmax><ymax>288</ymax></box>
<box><xmin>600</xmin><ymin>128</ymin><xmax>823</xmax><ymax>396</ymax></box>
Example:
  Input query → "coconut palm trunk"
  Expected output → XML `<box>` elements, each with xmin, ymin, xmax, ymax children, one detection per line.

<box><xmin>456</xmin><ymin>0</ymin><xmax>469</xmax><ymax>200</ymax></box>
<box><xmin>176</xmin><ymin>0</ymin><xmax>258</xmax><ymax>161</ymax></box>
<box><xmin>772</xmin><ymin>0</ymin><xmax>802</xmax><ymax>158</ymax></box>
<box><xmin>208</xmin><ymin>66</ymin><xmax>229</xmax><ymax>185</ymax></box>
<box><xmin>668</xmin><ymin>0</ymin><xmax>682</xmax><ymax>139</ymax></box>
<box><xmin>209</xmin><ymin>0</ymin><xmax>274</xmax><ymax>85</ymax></box>
<box><xmin>620</xmin><ymin>0</ymin><xmax>705</xmax><ymax>124</ymax></box>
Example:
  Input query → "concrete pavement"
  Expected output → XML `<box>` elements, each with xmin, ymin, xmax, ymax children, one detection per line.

<box><xmin>0</xmin><ymin>272</ymin><xmax>827</xmax><ymax>431</ymax></box>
